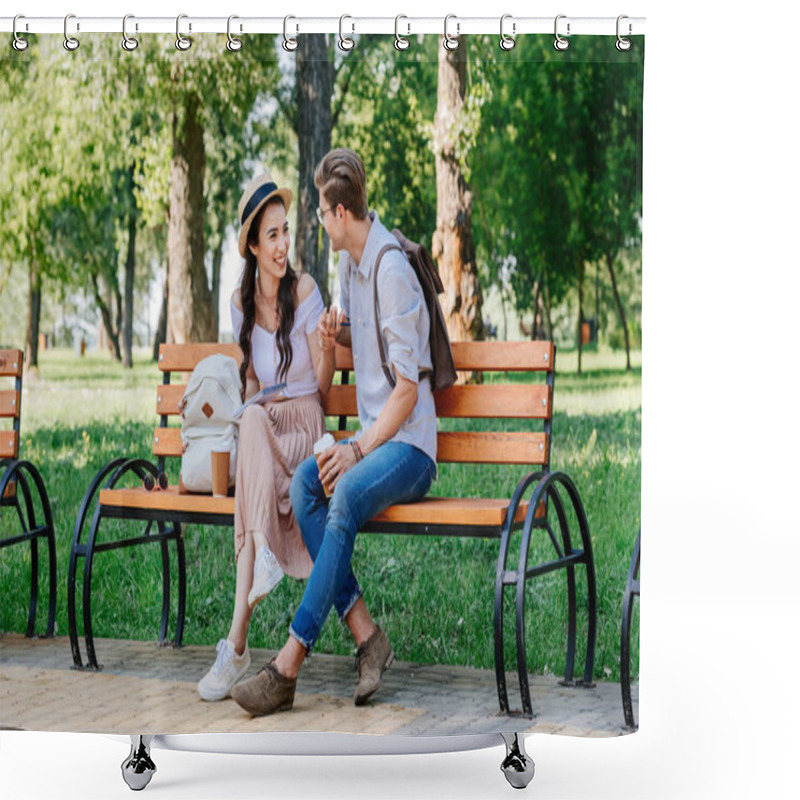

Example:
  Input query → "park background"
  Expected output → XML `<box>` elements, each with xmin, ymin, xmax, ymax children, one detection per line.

<box><xmin>2</xmin><ymin>1</ymin><xmax>799</xmax><ymax>800</ymax></box>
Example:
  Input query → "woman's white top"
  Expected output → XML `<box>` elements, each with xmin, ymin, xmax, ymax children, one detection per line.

<box><xmin>230</xmin><ymin>284</ymin><xmax>323</xmax><ymax>399</ymax></box>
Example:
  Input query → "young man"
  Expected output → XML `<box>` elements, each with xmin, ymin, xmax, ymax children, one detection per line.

<box><xmin>231</xmin><ymin>148</ymin><xmax>437</xmax><ymax>716</ymax></box>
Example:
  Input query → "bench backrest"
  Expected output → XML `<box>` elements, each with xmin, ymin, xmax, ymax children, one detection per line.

<box><xmin>0</xmin><ymin>349</ymin><xmax>23</xmax><ymax>461</ymax></box>
<box><xmin>152</xmin><ymin>341</ymin><xmax>555</xmax><ymax>472</ymax></box>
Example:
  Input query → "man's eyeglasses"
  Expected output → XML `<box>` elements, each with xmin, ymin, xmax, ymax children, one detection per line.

<box><xmin>316</xmin><ymin>205</ymin><xmax>334</xmax><ymax>226</ymax></box>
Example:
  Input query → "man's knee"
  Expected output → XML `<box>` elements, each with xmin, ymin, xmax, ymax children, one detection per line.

<box><xmin>290</xmin><ymin>455</ymin><xmax>320</xmax><ymax>507</ymax></box>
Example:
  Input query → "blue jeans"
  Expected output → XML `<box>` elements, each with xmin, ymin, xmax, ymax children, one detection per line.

<box><xmin>288</xmin><ymin>440</ymin><xmax>435</xmax><ymax>652</ymax></box>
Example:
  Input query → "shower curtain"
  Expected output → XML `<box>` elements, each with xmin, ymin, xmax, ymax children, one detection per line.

<box><xmin>1</xmin><ymin>22</ymin><xmax>643</xmax><ymax>743</ymax></box>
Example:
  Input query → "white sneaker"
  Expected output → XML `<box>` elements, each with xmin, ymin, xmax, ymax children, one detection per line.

<box><xmin>248</xmin><ymin>546</ymin><xmax>284</xmax><ymax>609</ymax></box>
<box><xmin>197</xmin><ymin>639</ymin><xmax>250</xmax><ymax>701</ymax></box>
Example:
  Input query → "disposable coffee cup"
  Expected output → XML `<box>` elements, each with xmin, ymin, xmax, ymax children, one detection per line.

<box><xmin>210</xmin><ymin>450</ymin><xmax>230</xmax><ymax>498</ymax></box>
<box><xmin>313</xmin><ymin>433</ymin><xmax>336</xmax><ymax>497</ymax></box>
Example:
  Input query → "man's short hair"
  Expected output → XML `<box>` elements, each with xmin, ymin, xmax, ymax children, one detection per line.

<box><xmin>314</xmin><ymin>148</ymin><xmax>369</xmax><ymax>220</ymax></box>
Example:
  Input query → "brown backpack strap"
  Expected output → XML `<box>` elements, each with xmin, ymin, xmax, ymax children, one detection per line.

<box><xmin>373</xmin><ymin>244</ymin><xmax>403</xmax><ymax>388</ymax></box>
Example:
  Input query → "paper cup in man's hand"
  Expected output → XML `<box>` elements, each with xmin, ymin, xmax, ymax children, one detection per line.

<box><xmin>313</xmin><ymin>433</ymin><xmax>336</xmax><ymax>497</ymax></box>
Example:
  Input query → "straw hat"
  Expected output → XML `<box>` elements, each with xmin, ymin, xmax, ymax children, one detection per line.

<box><xmin>237</xmin><ymin>172</ymin><xmax>293</xmax><ymax>258</ymax></box>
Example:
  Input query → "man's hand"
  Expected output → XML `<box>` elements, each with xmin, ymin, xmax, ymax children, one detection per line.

<box><xmin>317</xmin><ymin>442</ymin><xmax>358</xmax><ymax>494</ymax></box>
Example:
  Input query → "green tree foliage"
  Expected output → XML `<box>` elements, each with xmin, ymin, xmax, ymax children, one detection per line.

<box><xmin>332</xmin><ymin>36</ymin><xmax>439</xmax><ymax>247</ymax></box>
<box><xmin>470</xmin><ymin>36</ymin><xmax>643</xmax><ymax>356</ymax></box>
<box><xmin>1</xmin><ymin>34</ymin><xmax>642</xmax><ymax>361</ymax></box>
<box><xmin>1</xmin><ymin>34</ymin><xmax>281</xmax><ymax>357</ymax></box>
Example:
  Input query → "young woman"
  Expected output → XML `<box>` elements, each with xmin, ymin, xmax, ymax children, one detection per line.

<box><xmin>198</xmin><ymin>172</ymin><xmax>341</xmax><ymax>701</ymax></box>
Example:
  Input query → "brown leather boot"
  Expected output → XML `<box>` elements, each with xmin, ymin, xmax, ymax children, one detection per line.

<box><xmin>354</xmin><ymin>626</ymin><xmax>394</xmax><ymax>706</ymax></box>
<box><xmin>231</xmin><ymin>659</ymin><xmax>296</xmax><ymax>716</ymax></box>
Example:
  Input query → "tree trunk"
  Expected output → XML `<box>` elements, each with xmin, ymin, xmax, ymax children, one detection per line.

<box><xmin>153</xmin><ymin>274</ymin><xmax>169</xmax><ymax>361</ymax></box>
<box><xmin>210</xmin><ymin>241</ymin><xmax>223</xmax><ymax>340</ymax></box>
<box><xmin>543</xmin><ymin>258</ymin><xmax>553</xmax><ymax>341</ymax></box>
<box><xmin>92</xmin><ymin>274</ymin><xmax>122</xmax><ymax>361</ymax></box>
<box><xmin>532</xmin><ymin>276</ymin><xmax>542</xmax><ymax>340</ymax></box>
<box><xmin>499</xmin><ymin>285</ymin><xmax>508</xmax><ymax>340</ymax></box>
<box><xmin>122</xmin><ymin>176</ymin><xmax>136</xmax><ymax>368</ymax></box>
<box><xmin>26</xmin><ymin>258</ymin><xmax>41</xmax><ymax>371</ymax></box>
<box><xmin>606</xmin><ymin>251</ymin><xmax>632</xmax><ymax>370</ymax></box>
<box><xmin>296</xmin><ymin>34</ymin><xmax>333</xmax><ymax>305</ymax></box>
<box><xmin>167</xmin><ymin>93</ymin><xmax>216</xmax><ymax>343</ymax></box>
<box><xmin>577</xmin><ymin>255</ymin><xmax>584</xmax><ymax>375</ymax></box>
<box><xmin>431</xmin><ymin>36</ymin><xmax>485</xmax><ymax>348</ymax></box>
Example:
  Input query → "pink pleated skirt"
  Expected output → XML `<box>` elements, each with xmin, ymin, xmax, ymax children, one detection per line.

<box><xmin>234</xmin><ymin>392</ymin><xmax>326</xmax><ymax>578</ymax></box>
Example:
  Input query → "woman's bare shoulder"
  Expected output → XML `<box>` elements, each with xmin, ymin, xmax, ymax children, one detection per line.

<box><xmin>296</xmin><ymin>271</ymin><xmax>317</xmax><ymax>303</ymax></box>
<box><xmin>231</xmin><ymin>287</ymin><xmax>243</xmax><ymax>313</ymax></box>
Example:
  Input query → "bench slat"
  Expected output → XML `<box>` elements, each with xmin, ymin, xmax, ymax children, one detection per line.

<box><xmin>156</xmin><ymin>384</ymin><xmax>186</xmax><ymax>416</ymax></box>
<box><xmin>98</xmin><ymin>486</ymin><xmax>528</xmax><ymax>527</ymax></box>
<box><xmin>157</xmin><ymin>383</ymin><xmax>551</xmax><ymax>420</ymax></box>
<box><xmin>157</xmin><ymin>342</ymin><xmax>554</xmax><ymax>377</ymax></box>
<box><xmin>330</xmin><ymin>429</ymin><xmax>549</xmax><ymax>465</ymax></box>
<box><xmin>0</xmin><ymin>431</ymin><xmax>19</xmax><ymax>459</ymax></box>
<box><xmin>0</xmin><ymin>350</ymin><xmax>23</xmax><ymax>378</ymax></box>
<box><xmin>333</xmin><ymin>341</ymin><xmax>554</xmax><ymax>373</ymax></box>
<box><xmin>158</xmin><ymin>343</ymin><xmax>242</xmax><ymax>373</ymax></box>
<box><xmin>153</xmin><ymin>426</ymin><xmax>548</xmax><ymax>465</ymax></box>
<box><xmin>0</xmin><ymin>390</ymin><xmax>21</xmax><ymax>419</ymax></box>
<box><xmin>323</xmin><ymin>384</ymin><xmax>552</xmax><ymax>420</ymax></box>
<box><xmin>434</xmin><ymin>384</ymin><xmax>550</xmax><ymax>419</ymax></box>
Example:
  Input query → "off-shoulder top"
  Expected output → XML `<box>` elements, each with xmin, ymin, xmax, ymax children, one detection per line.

<box><xmin>230</xmin><ymin>284</ymin><xmax>323</xmax><ymax>399</ymax></box>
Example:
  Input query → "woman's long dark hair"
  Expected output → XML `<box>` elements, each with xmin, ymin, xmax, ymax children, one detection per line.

<box><xmin>238</xmin><ymin>197</ymin><xmax>298</xmax><ymax>399</ymax></box>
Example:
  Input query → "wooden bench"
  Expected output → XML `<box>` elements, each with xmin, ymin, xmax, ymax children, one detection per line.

<box><xmin>67</xmin><ymin>340</ymin><xmax>596</xmax><ymax>716</ymax></box>
<box><xmin>0</xmin><ymin>348</ymin><xmax>56</xmax><ymax>638</ymax></box>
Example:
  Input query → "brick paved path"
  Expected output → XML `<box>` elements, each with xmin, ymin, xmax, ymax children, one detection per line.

<box><xmin>0</xmin><ymin>634</ymin><xmax>636</xmax><ymax>737</ymax></box>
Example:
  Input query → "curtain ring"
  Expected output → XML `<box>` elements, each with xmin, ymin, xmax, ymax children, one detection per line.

<box><xmin>227</xmin><ymin>15</ymin><xmax>243</xmax><ymax>52</ymax></box>
<box><xmin>499</xmin><ymin>14</ymin><xmax>516</xmax><ymax>51</ymax></box>
<box><xmin>122</xmin><ymin>14</ymin><xmax>139</xmax><ymax>51</ymax></box>
<box><xmin>616</xmin><ymin>15</ymin><xmax>632</xmax><ymax>51</ymax></box>
<box><xmin>63</xmin><ymin>13</ymin><xmax>80</xmax><ymax>51</ymax></box>
<box><xmin>12</xmin><ymin>15</ymin><xmax>29</xmax><ymax>51</ymax></box>
<box><xmin>553</xmin><ymin>14</ymin><xmax>570</xmax><ymax>51</ymax></box>
<box><xmin>175</xmin><ymin>14</ymin><xmax>191</xmax><ymax>51</ymax></box>
<box><xmin>339</xmin><ymin>15</ymin><xmax>355</xmax><ymax>51</ymax></box>
<box><xmin>394</xmin><ymin>14</ymin><xmax>410</xmax><ymax>51</ymax></box>
<box><xmin>283</xmin><ymin>15</ymin><xmax>298</xmax><ymax>52</ymax></box>
<box><xmin>443</xmin><ymin>14</ymin><xmax>459</xmax><ymax>51</ymax></box>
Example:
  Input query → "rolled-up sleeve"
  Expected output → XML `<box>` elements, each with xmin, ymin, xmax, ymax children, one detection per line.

<box><xmin>377</xmin><ymin>254</ymin><xmax>422</xmax><ymax>384</ymax></box>
<box><xmin>339</xmin><ymin>255</ymin><xmax>352</xmax><ymax>318</ymax></box>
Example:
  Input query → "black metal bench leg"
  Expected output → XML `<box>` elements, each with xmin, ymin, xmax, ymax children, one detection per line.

<box><xmin>12</xmin><ymin>472</ymin><xmax>38</xmax><ymax>638</ymax></box>
<box><xmin>563</xmin><ymin>564</ymin><xmax>577</xmax><ymax>683</ymax></box>
<box><xmin>158</xmin><ymin>537</ymin><xmax>171</xmax><ymax>644</ymax></box>
<box><xmin>82</xmin><ymin>512</ymin><xmax>102</xmax><ymax>669</ymax></box>
<box><xmin>122</xmin><ymin>735</ymin><xmax>156</xmax><ymax>791</ymax></box>
<box><xmin>27</xmin><ymin>536</ymin><xmax>39</xmax><ymax>638</ymax></box>
<box><xmin>7</xmin><ymin>463</ymin><xmax>56</xmax><ymax>639</ymax></box>
<box><xmin>500</xmin><ymin>733</ymin><xmax>535</xmax><ymax>789</ymax></box>
<box><xmin>621</xmin><ymin>530</ymin><xmax>641</xmax><ymax>730</ymax></box>
<box><xmin>174</xmin><ymin>528</ymin><xmax>186</xmax><ymax>647</ymax></box>
<box><xmin>45</xmin><ymin>507</ymin><xmax>57</xmax><ymax>637</ymax></box>
<box><xmin>68</xmin><ymin>457</ymin><xmax>129</xmax><ymax>668</ymax></box>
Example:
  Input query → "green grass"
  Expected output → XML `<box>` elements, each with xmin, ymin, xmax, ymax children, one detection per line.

<box><xmin>1</xmin><ymin>346</ymin><xmax>639</xmax><ymax>682</ymax></box>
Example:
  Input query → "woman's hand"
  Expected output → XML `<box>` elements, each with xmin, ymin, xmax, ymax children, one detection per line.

<box><xmin>317</xmin><ymin>442</ymin><xmax>358</xmax><ymax>494</ymax></box>
<box><xmin>317</xmin><ymin>306</ymin><xmax>344</xmax><ymax>353</ymax></box>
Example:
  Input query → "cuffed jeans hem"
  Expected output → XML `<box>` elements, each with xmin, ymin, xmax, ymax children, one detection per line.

<box><xmin>288</xmin><ymin>625</ymin><xmax>314</xmax><ymax>654</ymax></box>
<box><xmin>338</xmin><ymin>586</ymin><xmax>363</xmax><ymax>621</ymax></box>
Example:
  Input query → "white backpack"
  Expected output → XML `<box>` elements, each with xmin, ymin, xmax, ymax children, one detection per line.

<box><xmin>179</xmin><ymin>354</ymin><xmax>241</xmax><ymax>494</ymax></box>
